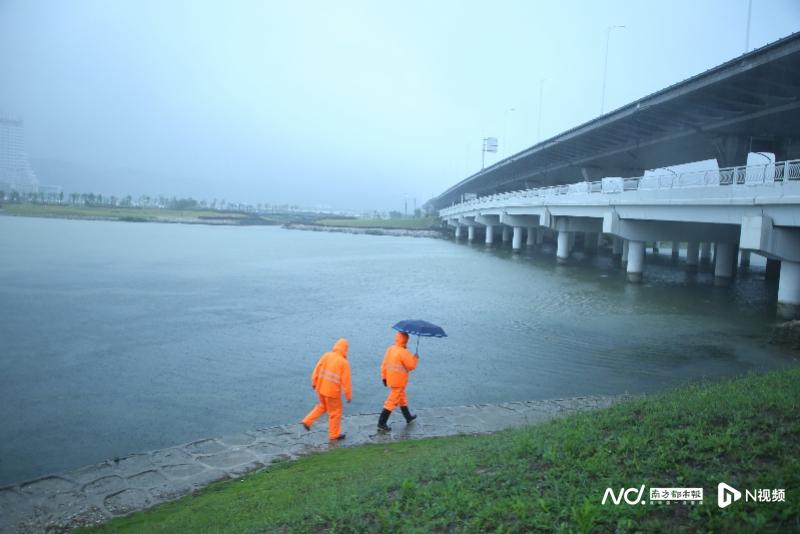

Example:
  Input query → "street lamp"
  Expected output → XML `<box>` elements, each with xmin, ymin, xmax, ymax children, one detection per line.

<box><xmin>503</xmin><ymin>107</ymin><xmax>516</xmax><ymax>155</ymax></box>
<box><xmin>537</xmin><ymin>78</ymin><xmax>546</xmax><ymax>143</ymax></box>
<box><xmin>600</xmin><ymin>25</ymin><xmax>625</xmax><ymax>114</ymax></box>
<box><xmin>745</xmin><ymin>0</ymin><xmax>752</xmax><ymax>53</ymax></box>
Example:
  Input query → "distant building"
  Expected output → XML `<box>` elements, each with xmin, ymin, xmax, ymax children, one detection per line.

<box><xmin>0</xmin><ymin>115</ymin><xmax>40</xmax><ymax>193</ymax></box>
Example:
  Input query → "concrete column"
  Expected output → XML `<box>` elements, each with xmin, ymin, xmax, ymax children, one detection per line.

<box><xmin>467</xmin><ymin>226</ymin><xmax>475</xmax><ymax>242</ymax></box>
<box><xmin>485</xmin><ymin>224</ymin><xmax>494</xmax><ymax>245</ymax></box>
<box><xmin>454</xmin><ymin>225</ymin><xmax>462</xmax><ymax>240</ymax></box>
<box><xmin>686</xmin><ymin>241</ymin><xmax>699</xmax><ymax>272</ymax></box>
<box><xmin>512</xmin><ymin>226</ymin><xmax>523</xmax><ymax>250</ymax></box>
<box><xmin>556</xmin><ymin>231</ymin><xmax>571</xmax><ymax>264</ymax></box>
<box><xmin>671</xmin><ymin>242</ymin><xmax>680</xmax><ymax>261</ymax></box>
<box><xmin>740</xmin><ymin>250</ymin><xmax>751</xmax><ymax>270</ymax></box>
<box><xmin>700</xmin><ymin>242</ymin><xmax>712</xmax><ymax>264</ymax></box>
<box><xmin>526</xmin><ymin>226</ymin><xmax>536</xmax><ymax>246</ymax></box>
<box><xmin>777</xmin><ymin>261</ymin><xmax>800</xmax><ymax>317</ymax></box>
<box><xmin>714</xmin><ymin>242</ymin><xmax>735</xmax><ymax>285</ymax></box>
<box><xmin>622</xmin><ymin>239</ymin><xmax>629</xmax><ymax>264</ymax></box>
<box><xmin>627</xmin><ymin>241</ymin><xmax>645</xmax><ymax>283</ymax></box>
<box><xmin>652</xmin><ymin>242</ymin><xmax>659</xmax><ymax>254</ymax></box>
<box><xmin>612</xmin><ymin>236</ymin><xmax>623</xmax><ymax>257</ymax></box>
<box><xmin>584</xmin><ymin>232</ymin><xmax>597</xmax><ymax>255</ymax></box>
<box><xmin>502</xmin><ymin>226</ymin><xmax>511</xmax><ymax>243</ymax></box>
<box><xmin>766</xmin><ymin>258</ymin><xmax>781</xmax><ymax>280</ymax></box>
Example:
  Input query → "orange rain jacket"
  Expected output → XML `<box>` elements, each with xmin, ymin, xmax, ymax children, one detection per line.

<box><xmin>381</xmin><ymin>332</ymin><xmax>418</xmax><ymax>388</ymax></box>
<box><xmin>311</xmin><ymin>338</ymin><xmax>352</xmax><ymax>401</ymax></box>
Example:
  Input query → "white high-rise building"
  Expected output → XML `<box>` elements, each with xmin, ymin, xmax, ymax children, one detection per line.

<box><xmin>0</xmin><ymin>115</ymin><xmax>39</xmax><ymax>192</ymax></box>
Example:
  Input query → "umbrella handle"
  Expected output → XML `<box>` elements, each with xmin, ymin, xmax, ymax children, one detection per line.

<box><xmin>415</xmin><ymin>335</ymin><xmax>421</xmax><ymax>355</ymax></box>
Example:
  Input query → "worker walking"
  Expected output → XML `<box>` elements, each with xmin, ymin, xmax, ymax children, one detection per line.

<box><xmin>302</xmin><ymin>338</ymin><xmax>352</xmax><ymax>441</ymax></box>
<box><xmin>378</xmin><ymin>331</ymin><xmax>419</xmax><ymax>431</ymax></box>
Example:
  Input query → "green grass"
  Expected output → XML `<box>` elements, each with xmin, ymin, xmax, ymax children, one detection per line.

<box><xmin>83</xmin><ymin>368</ymin><xmax>799</xmax><ymax>533</ymax></box>
<box><xmin>0</xmin><ymin>203</ymin><xmax>247</xmax><ymax>221</ymax></box>
<box><xmin>315</xmin><ymin>217</ymin><xmax>441</xmax><ymax>230</ymax></box>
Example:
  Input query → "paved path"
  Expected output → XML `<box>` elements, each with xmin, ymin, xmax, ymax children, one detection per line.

<box><xmin>0</xmin><ymin>395</ymin><xmax>631</xmax><ymax>533</ymax></box>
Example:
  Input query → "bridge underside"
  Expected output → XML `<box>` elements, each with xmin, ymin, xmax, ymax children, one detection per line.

<box><xmin>434</xmin><ymin>32</ymin><xmax>800</xmax><ymax>209</ymax></box>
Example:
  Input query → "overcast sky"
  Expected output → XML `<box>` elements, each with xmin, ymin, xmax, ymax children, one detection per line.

<box><xmin>1</xmin><ymin>0</ymin><xmax>798</xmax><ymax>211</ymax></box>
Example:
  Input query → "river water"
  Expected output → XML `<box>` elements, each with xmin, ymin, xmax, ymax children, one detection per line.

<box><xmin>0</xmin><ymin>216</ymin><xmax>796</xmax><ymax>485</ymax></box>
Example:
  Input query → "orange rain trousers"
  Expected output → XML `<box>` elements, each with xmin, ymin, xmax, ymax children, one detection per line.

<box><xmin>303</xmin><ymin>393</ymin><xmax>343</xmax><ymax>439</ymax></box>
<box><xmin>383</xmin><ymin>387</ymin><xmax>408</xmax><ymax>411</ymax></box>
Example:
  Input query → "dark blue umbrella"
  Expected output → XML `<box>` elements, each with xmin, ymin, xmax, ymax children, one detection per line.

<box><xmin>392</xmin><ymin>320</ymin><xmax>447</xmax><ymax>353</ymax></box>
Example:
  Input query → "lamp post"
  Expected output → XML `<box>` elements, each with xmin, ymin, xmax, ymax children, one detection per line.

<box><xmin>537</xmin><ymin>78</ymin><xmax>545</xmax><ymax>143</ymax></box>
<box><xmin>600</xmin><ymin>25</ymin><xmax>625</xmax><ymax>114</ymax></box>
<box><xmin>745</xmin><ymin>0</ymin><xmax>752</xmax><ymax>53</ymax></box>
<box><xmin>503</xmin><ymin>107</ymin><xmax>516</xmax><ymax>155</ymax></box>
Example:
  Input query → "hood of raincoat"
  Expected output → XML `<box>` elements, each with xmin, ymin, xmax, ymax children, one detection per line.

<box><xmin>332</xmin><ymin>338</ymin><xmax>349</xmax><ymax>358</ymax></box>
<box><xmin>395</xmin><ymin>331</ymin><xmax>409</xmax><ymax>348</ymax></box>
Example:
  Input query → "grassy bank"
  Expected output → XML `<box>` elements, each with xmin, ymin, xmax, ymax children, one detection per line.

<box><xmin>0</xmin><ymin>203</ymin><xmax>319</xmax><ymax>225</ymax></box>
<box><xmin>0</xmin><ymin>203</ymin><xmax>251</xmax><ymax>222</ymax></box>
<box><xmin>315</xmin><ymin>217</ymin><xmax>441</xmax><ymax>230</ymax></box>
<box><xmin>84</xmin><ymin>369</ymin><xmax>799</xmax><ymax>532</ymax></box>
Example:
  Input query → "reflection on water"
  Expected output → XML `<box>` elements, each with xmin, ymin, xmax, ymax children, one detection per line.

<box><xmin>0</xmin><ymin>216</ymin><xmax>796</xmax><ymax>484</ymax></box>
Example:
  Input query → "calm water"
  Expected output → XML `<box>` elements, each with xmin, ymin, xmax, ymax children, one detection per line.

<box><xmin>0</xmin><ymin>216</ymin><xmax>796</xmax><ymax>485</ymax></box>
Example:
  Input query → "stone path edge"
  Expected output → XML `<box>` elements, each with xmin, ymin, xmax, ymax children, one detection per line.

<box><xmin>0</xmin><ymin>394</ymin><xmax>636</xmax><ymax>533</ymax></box>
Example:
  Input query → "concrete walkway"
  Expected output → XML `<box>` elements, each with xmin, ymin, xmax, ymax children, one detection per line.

<box><xmin>0</xmin><ymin>395</ymin><xmax>631</xmax><ymax>533</ymax></box>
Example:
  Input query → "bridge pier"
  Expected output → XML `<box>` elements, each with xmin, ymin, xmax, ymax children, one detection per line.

<box><xmin>557</xmin><ymin>231</ymin><xmax>571</xmax><ymax>264</ymax></box>
<box><xmin>671</xmin><ymin>241</ymin><xmax>680</xmax><ymax>262</ymax></box>
<box><xmin>512</xmin><ymin>226</ymin><xmax>523</xmax><ymax>250</ymax></box>
<box><xmin>527</xmin><ymin>226</ymin><xmax>536</xmax><ymax>246</ymax></box>
<box><xmin>714</xmin><ymin>242</ymin><xmax>735</xmax><ymax>286</ymax></box>
<box><xmin>778</xmin><ymin>261</ymin><xmax>800</xmax><ymax>318</ymax></box>
<box><xmin>686</xmin><ymin>241</ymin><xmax>699</xmax><ymax>272</ymax></box>
<box><xmin>627</xmin><ymin>241</ymin><xmax>645</xmax><ymax>283</ymax></box>
<box><xmin>584</xmin><ymin>232</ymin><xmax>598</xmax><ymax>255</ymax></box>
<box><xmin>740</xmin><ymin>250</ymin><xmax>751</xmax><ymax>271</ymax></box>
<box><xmin>485</xmin><ymin>224</ymin><xmax>494</xmax><ymax>245</ymax></box>
<box><xmin>467</xmin><ymin>226</ymin><xmax>475</xmax><ymax>242</ymax></box>
<box><xmin>622</xmin><ymin>239</ymin><xmax>629</xmax><ymax>264</ymax></box>
<box><xmin>700</xmin><ymin>242</ymin><xmax>712</xmax><ymax>264</ymax></box>
<box><xmin>766</xmin><ymin>259</ymin><xmax>781</xmax><ymax>280</ymax></box>
<box><xmin>612</xmin><ymin>236</ymin><xmax>623</xmax><ymax>258</ymax></box>
<box><xmin>454</xmin><ymin>225</ymin><xmax>462</xmax><ymax>240</ymax></box>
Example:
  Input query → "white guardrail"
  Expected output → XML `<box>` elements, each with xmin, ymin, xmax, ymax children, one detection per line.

<box><xmin>440</xmin><ymin>159</ymin><xmax>800</xmax><ymax>217</ymax></box>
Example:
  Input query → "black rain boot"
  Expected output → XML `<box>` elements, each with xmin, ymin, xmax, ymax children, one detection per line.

<box><xmin>401</xmin><ymin>406</ymin><xmax>417</xmax><ymax>423</ymax></box>
<box><xmin>377</xmin><ymin>409</ymin><xmax>392</xmax><ymax>432</ymax></box>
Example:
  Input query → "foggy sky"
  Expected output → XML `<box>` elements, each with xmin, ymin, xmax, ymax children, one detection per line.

<box><xmin>1</xmin><ymin>0</ymin><xmax>798</xmax><ymax>211</ymax></box>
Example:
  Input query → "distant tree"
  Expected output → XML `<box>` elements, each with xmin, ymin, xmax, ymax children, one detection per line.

<box><xmin>388</xmin><ymin>210</ymin><xmax>403</xmax><ymax>219</ymax></box>
<box><xmin>58</xmin><ymin>191</ymin><xmax>64</xmax><ymax>204</ymax></box>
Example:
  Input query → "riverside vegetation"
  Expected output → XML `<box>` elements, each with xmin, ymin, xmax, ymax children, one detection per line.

<box><xmin>82</xmin><ymin>367</ymin><xmax>799</xmax><ymax>533</ymax></box>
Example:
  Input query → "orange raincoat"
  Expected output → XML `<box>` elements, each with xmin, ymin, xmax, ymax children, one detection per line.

<box><xmin>381</xmin><ymin>332</ymin><xmax>418</xmax><ymax>411</ymax></box>
<box><xmin>302</xmin><ymin>338</ymin><xmax>352</xmax><ymax>439</ymax></box>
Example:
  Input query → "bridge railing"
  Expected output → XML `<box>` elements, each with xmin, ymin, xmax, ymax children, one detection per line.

<box><xmin>440</xmin><ymin>159</ymin><xmax>800</xmax><ymax>217</ymax></box>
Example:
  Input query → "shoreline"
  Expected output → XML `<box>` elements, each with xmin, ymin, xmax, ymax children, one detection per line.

<box><xmin>0</xmin><ymin>395</ymin><xmax>630</xmax><ymax>533</ymax></box>
<box><xmin>283</xmin><ymin>222</ymin><xmax>448</xmax><ymax>239</ymax></box>
<box><xmin>0</xmin><ymin>210</ymin><xmax>278</xmax><ymax>227</ymax></box>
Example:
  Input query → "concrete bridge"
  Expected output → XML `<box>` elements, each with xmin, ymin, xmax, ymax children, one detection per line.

<box><xmin>432</xmin><ymin>32</ymin><xmax>800</xmax><ymax>209</ymax></box>
<box><xmin>440</xmin><ymin>158</ymin><xmax>800</xmax><ymax>317</ymax></box>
